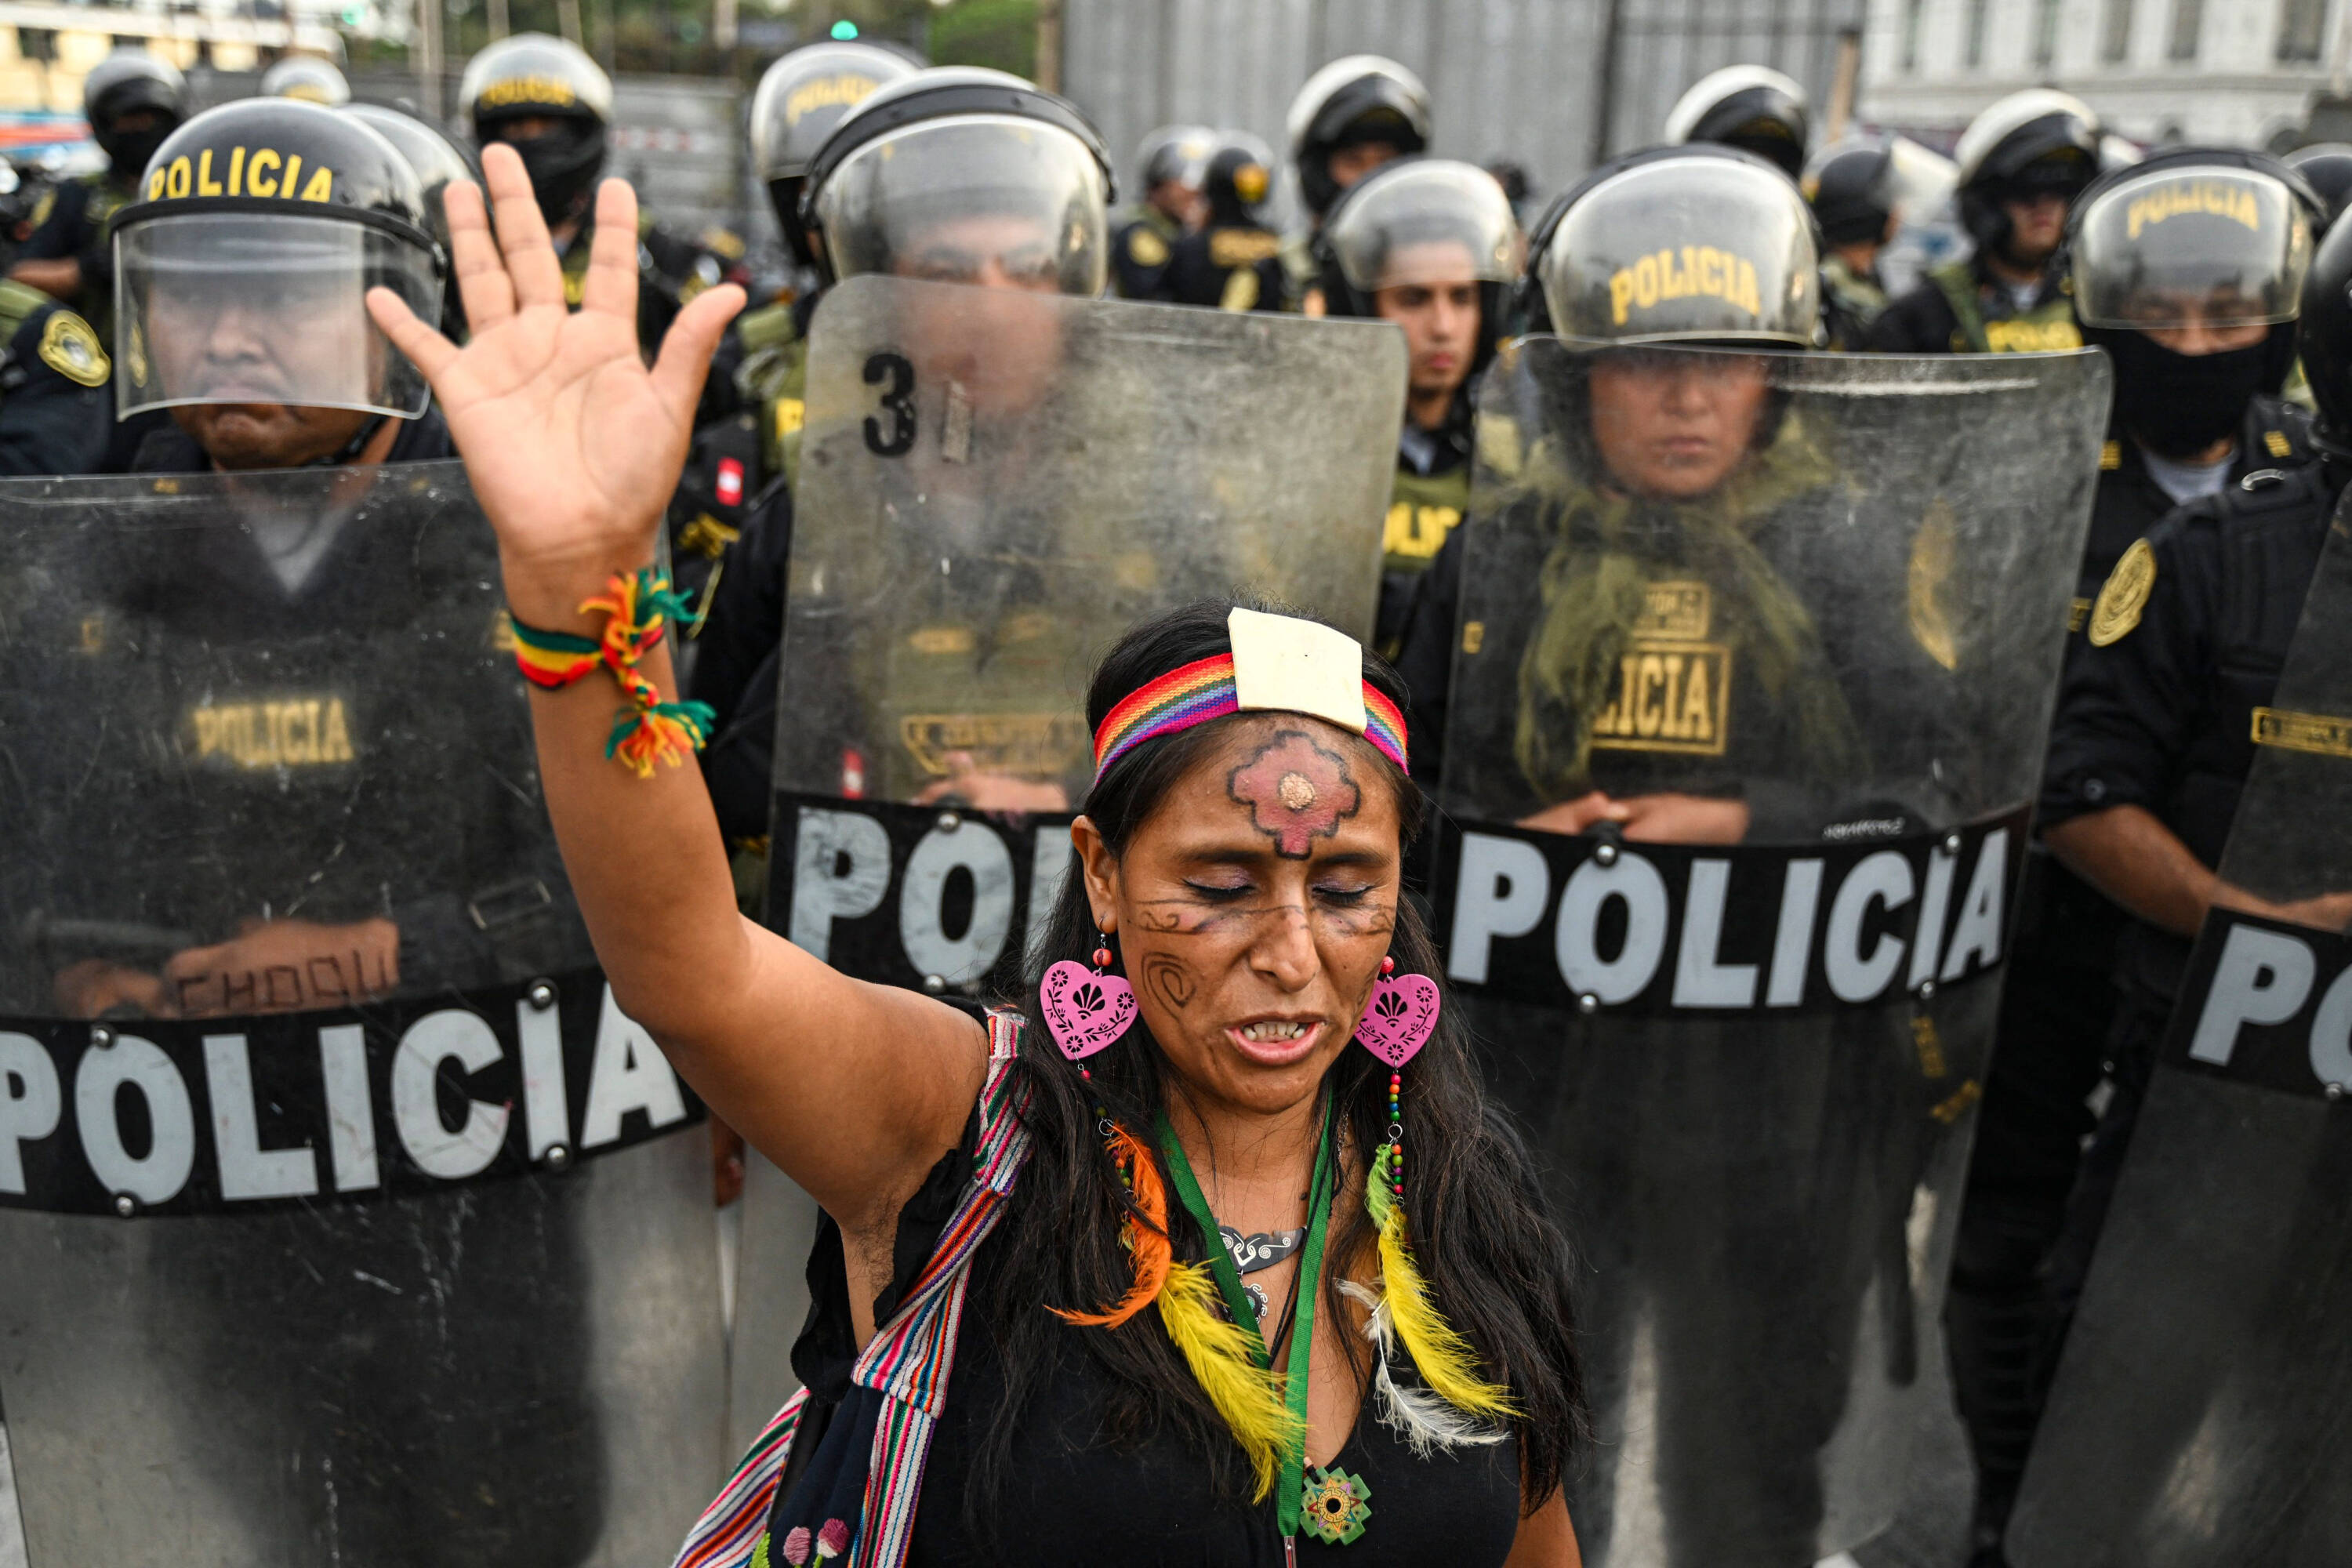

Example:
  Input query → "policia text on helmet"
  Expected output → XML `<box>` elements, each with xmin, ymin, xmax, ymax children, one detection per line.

<box><xmin>750</xmin><ymin>40</ymin><xmax>922</xmax><ymax>272</ymax></box>
<box><xmin>1870</xmin><ymin>89</ymin><xmax>2100</xmax><ymax>354</ymax></box>
<box><xmin>2070</xmin><ymin>149</ymin><xmax>2318</xmax><ymax>465</ymax></box>
<box><xmin>109</xmin><ymin>98</ymin><xmax>446</xmax><ymax>470</ymax></box>
<box><xmin>461</xmin><ymin>32</ymin><xmax>615</xmax><ymax>234</ymax></box>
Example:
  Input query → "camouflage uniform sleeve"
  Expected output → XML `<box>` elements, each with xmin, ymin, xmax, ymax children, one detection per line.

<box><xmin>0</xmin><ymin>300</ymin><xmax>113</xmax><ymax>476</ymax></box>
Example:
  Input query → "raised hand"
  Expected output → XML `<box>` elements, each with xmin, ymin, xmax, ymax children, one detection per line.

<box><xmin>365</xmin><ymin>143</ymin><xmax>743</xmax><ymax>626</ymax></box>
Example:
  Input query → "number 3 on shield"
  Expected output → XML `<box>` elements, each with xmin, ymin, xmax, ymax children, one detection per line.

<box><xmin>863</xmin><ymin>351</ymin><xmax>916</xmax><ymax>456</ymax></box>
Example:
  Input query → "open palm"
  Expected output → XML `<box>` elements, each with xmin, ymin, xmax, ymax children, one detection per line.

<box><xmin>366</xmin><ymin>143</ymin><xmax>742</xmax><ymax>612</ymax></box>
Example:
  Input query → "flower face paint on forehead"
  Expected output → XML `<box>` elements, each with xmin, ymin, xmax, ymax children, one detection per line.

<box><xmin>1227</xmin><ymin>727</ymin><xmax>1362</xmax><ymax>858</ymax></box>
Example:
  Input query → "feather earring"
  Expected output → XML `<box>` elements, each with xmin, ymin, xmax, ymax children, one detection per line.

<box><xmin>1363</xmin><ymin>1148</ymin><xmax>1520</xmax><ymax>1425</ymax></box>
<box><xmin>1051</xmin><ymin>1120</ymin><xmax>1171</xmax><ymax>1329</ymax></box>
<box><xmin>1338</xmin><ymin>1280</ymin><xmax>1508</xmax><ymax>1457</ymax></box>
<box><xmin>1155</xmin><ymin>1258</ymin><xmax>1301</xmax><ymax>1501</ymax></box>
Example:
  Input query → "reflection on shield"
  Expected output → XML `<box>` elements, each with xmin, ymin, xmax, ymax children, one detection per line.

<box><xmin>1431</xmin><ymin>340</ymin><xmax>2108</xmax><ymax>1566</ymax></box>
<box><xmin>2009</xmin><ymin>508</ymin><xmax>2352</xmax><ymax>1567</ymax></box>
<box><xmin>0</xmin><ymin>465</ymin><xmax>724</xmax><ymax>1565</ymax></box>
<box><xmin>725</xmin><ymin>274</ymin><xmax>1405</xmax><ymax>1457</ymax></box>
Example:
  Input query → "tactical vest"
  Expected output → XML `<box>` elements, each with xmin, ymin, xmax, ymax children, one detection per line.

<box><xmin>732</xmin><ymin>301</ymin><xmax>808</xmax><ymax>490</ymax></box>
<box><xmin>1383</xmin><ymin>462</ymin><xmax>1468</xmax><ymax>578</ymax></box>
<box><xmin>1928</xmin><ymin>259</ymin><xmax>2081</xmax><ymax>354</ymax></box>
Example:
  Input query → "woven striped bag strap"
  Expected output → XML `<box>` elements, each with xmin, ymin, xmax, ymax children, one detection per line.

<box><xmin>849</xmin><ymin>1012</ymin><xmax>1033</xmax><ymax>1568</ymax></box>
<box><xmin>669</xmin><ymin>1387</ymin><xmax>812</xmax><ymax>1568</ymax></box>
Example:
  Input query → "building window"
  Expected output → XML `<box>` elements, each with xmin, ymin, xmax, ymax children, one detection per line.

<box><xmin>2034</xmin><ymin>0</ymin><xmax>2062</xmax><ymax>65</ymax></box>
<box><xmin>1965</xmin><ymin>0</ymin><xmax>1991</xmax><ymax>67</ymax></box>
<box><xmin>1902</xmin><ymin>0</ymin><xmax>1925</xmax><ymax>72</ymax></box>
<box><xmin>16</xmin><ymin>27</ymin><xmax>53</xmax><ymax>63</ymax></box>
<box><xmin>2167</xmin><ymin>0</ymin><xmax>2203</xmax><ymax>60</ymax></box>
<box><xmin>2280</xmin><ymin>0</ymin><xmax>2327</xmax><ymax>62</ymax></box>
<box><xmin>2101</xmin><ymin>0</ymin><xmax>2135</xmax><ymax>62</ymax></box>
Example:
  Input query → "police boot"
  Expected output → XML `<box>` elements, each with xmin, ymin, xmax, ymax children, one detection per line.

<box><xmin>1945</xmin><ymin>1198</ymin><xmax>2055</xmax><ymax>1568</ymax></box>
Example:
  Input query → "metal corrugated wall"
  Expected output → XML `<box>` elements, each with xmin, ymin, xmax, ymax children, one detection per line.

<box><xmin>1065</xmin><ymin>0</ymin><xmax>1863</xmax><ymax>205</ymax></box>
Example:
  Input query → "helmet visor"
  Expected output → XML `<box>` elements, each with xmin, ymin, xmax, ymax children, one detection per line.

<box><xmin>813</xmin><ymin>115</ymin><xmax>1107</xmax><ymax>295</ymax></box>
<box><xmin>115</xmin><ymin>213</ymin><xmax>441</xmax><ymax>419</ymax></box>
<box><xmin>1542</xmin><ymin>159</ymin><xmax>1820</xmax><ymax>348</ymax></box>
<box><xmin>2073</xmin><ymin>167</ymin><xmax>2313</xmax><ymax>330</ymax></box>
<box><xmin>1326</xmin><ymin>161</ymin><xmax>1519</xmax><ymax>292</ymax></box>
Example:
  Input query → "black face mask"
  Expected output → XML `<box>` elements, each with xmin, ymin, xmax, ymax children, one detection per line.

<box><xmin>2103</xmin><ymin>330</ymin><xmax>2276</xmax><ymax>459</ymax></box>
<box><xmin>107</xmin><ymin>125</ymin><xmax>172</xmax><ymax>182</ymax></box>
<box><xmin>499</xmin><ymin>121</ymin><xmax>608</xmax><ymax>230</ymax></box>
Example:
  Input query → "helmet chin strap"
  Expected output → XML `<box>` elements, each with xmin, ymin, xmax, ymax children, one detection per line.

<box><xmin>303</xmin><ymin>412</ymin><xmax>390</xmax><ymax>469</ymax></box>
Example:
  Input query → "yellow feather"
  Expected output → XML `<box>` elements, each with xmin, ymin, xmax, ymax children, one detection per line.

<box><xmin>1156</xmin><ymin>1260</ymin><xmax>1301</xmax><ymax>1501</ymax></box>
<box><xmin>1370</xmin><ymin>1160</ymin><xmax>1522</xmax><ymax>1422</ymax></box>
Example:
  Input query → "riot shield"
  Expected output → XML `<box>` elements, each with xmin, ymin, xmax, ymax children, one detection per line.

<box><xmin>727</xmin><ymin>275</ymin><xmax>1404</xmax><ymax>1443</ymax></box>
<box><xmin>2007</xmin><ymin>506</ymin><xmax>2352</xmax><ymax>1566</ymax></box>
<box><xmin>0</xmin><ymin>464</ymin><xmax>725</xmax><ymax>1566</ymax></box>
<box><xmin>1431</xmin><ymin>339</ymin><xmax>2108</xmax><ymax>1567</ymax></box>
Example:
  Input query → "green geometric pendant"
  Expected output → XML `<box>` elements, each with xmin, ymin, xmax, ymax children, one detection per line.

<box><xmin>1301</xmin><ymin>1465</ymin><xmax>1371</xmax><ymax>1544</ymax></box>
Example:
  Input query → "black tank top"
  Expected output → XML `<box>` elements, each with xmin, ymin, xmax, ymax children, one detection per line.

<box><xmin>779</xmin><ymin>1129</ymin><xmax>1523</xmax><ymax>1565</ymax></box>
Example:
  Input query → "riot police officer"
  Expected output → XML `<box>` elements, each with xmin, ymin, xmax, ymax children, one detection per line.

<box><xmin>9</xmin><ymin>49</ymin><xmax>186</xmax><ymax>339</ymax></box>
<box><xmin>0</xmin><ymin>264</ymin><xmax>117</xmax><ymax>473</ymax></box>
<box><xmin>1806</xmin><ymin>137</ymin><xmax>1899</xmax><ymax>347</ymax></box>
<box><xmin>1287</xmin><ymin>55</ymin><xmax>1431</xmax><ymax>310</ymax></box>
<box><xmin>689</xmin><ymin>67</ymin><xmax>1114</xmax><ymax>842</ymax></box>
<box><xmin>1160</xmin><ymin>134</ymin><xmax>1285</xmax><ymax>312</ymax></box>
<box><xmin>1314</xmin><ymin>156</ymin><xmax>1517</xmax><ymax>652</ymax></box>
<box><xmin>1971</xmin><ymin>148</ymin><xmax>2332</xmax><ymax>1568</ymax></box>
<box><xmin>2286</xmin><ymin>142</ymin><xmax>2352</xmax><ymax>234</ymax></box>
<box><xmin>1112</xmin><ymin>123</ymin><xmax>1212</xmax><ymax>299</ymax></box>
<box><xmin>1661</xmin><ymin>63</ymin><xmax>1809</xmax><ymax>180</ymax></box>
<box><xmin>461</xmin><ymin>33</ymin><xmax>716</xmax><ymax>356</ymax></box>
<box><xmin>1871</xmin><ymin>89</ymin><xmax>2099</xmax><ymax>354</ymax></box>
<box><xmin>105</xmin><ymin>98</ymin><xmax>453</xmax><ymax>474</ymax></box>
<box><xmin>343</xmin><ymin>101</ymin><xmax>478</xmax><ymax>339</ymax></box>
<box><xmin>259</xmin><ymin>53</ymin><xmax>351</xmax><ymax>106</ymax></box>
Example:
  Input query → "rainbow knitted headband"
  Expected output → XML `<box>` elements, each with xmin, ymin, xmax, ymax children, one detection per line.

<box><xmin>1092</xmin><ymin>608</ymin><xmax>1408</xmax><ymax>780</ymax></box>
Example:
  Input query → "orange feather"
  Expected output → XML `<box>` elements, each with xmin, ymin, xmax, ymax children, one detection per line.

<box><xmin>1051</xmin><ymin>1121</ymin><xmax>1172</xmax><ymax>1329</ymax></box>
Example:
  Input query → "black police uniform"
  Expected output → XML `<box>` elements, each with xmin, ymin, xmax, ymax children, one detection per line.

<box><xmin>1110</xmin><ymin>207</ymin><xmax>1181</xmax><ymax>299</ymax></box>
<box><xmin>13</xmin><ymin>172</ymin><xmax>135</xmax><ymax>335</ymax></box>
<box><xmin>1945</xmin><ymin>394</ymin><xmax>2318</xmax><ymax>1525</ymax></box>
<box><xmin>1867</xmin><ymin>253</ymin><xmax>2082</xmax><ymax>354</ymax></box>
<box><xmin>2033</xmin><ymin>444</ymin><xmax>2352</xmax><ymax>1406</ymax></box>
<box><xmin>1161</xmin><ymin>223</ymin><xmax>1286</xmax><ymax>311</ymax></box>
<box><xmin>0</xmin><ymin>279</ymin><xmax>114</xmax><ymax>475</ymax></box>
<box><xmin>688</xmin><ymin>475</ymin><xmax>795</xmax><ymax>848</ymax></box>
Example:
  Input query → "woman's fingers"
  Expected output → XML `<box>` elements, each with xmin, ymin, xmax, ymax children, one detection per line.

<box><xmin>650</xmin><ymin>280</ymin><xmax>746</xmax><ymax>421</ymax></box>
<box><xmin>365</xmin><ymin>285</ymin><xmax>460</xmax><ymax>384</ymax></box>
<box><xmin>578</xmin><ymin>177</ymin><xmax>641</xmax><ymax>321</ymax></box>
<box><xmin>481</xmin><ymin>142</ymin><xmax>567</xmax><ymax>310</ymax></box>
<box><xmin>441</xmin><ymin>177</ymin><xmax>515</xmax><ymax>331</ymax></box>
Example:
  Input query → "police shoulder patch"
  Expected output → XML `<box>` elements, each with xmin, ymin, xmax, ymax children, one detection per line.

<box><xmin>36</xmin><ymin>309</ymin><xmax>108</xmax><ymax>387</ymax></box>
<box><xmin>1127</xmin><ymin>227</ymin><xmax>1168</xmax><ymax>267</ymax></box>
<box><xmin>2088</xmin><ymin>538</ymin><xmax>2156</xmax><ymax>646</ymax></box>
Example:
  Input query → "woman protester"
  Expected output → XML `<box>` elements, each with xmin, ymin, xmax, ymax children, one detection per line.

<box><xmin>367</xmin><ymin>144</ymin><xmax>1585</xmax><ymax>1566</ymax></box>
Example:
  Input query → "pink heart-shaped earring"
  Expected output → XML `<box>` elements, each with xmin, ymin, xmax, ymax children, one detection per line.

<box><xmin>1355</xmin><ymin>956</ymin><xmax>1439</xmax><ymax>1069</ymax></box>
<box><xmin>1040</xmin><ymin>932</ymin><xmax>1136</xmax><ymax>1065</ymax></box>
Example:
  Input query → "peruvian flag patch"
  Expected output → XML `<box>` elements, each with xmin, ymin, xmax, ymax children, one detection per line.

<box><xmin>716</xmin><ymin>457</ymin><xmax>745</xmax><ymax>509</ymax></box>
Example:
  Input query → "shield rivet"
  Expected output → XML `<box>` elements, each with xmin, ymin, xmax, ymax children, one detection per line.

<box><xmin>2330</xmin><ymin>1082</ymin><xmax>2347</xmax><ymax>1102</ymax></box>
<box><xmin>1576</xmin><ymin>993</ymin><xmax>1599</xmax><ymax>1015</ymax></box>
<box><xmin>1594</xmin><ymin>842</ymin><xmax>1620</xmax><ymax>867</ymax></box>
<box><xmin>1943</xmin><ymin>833</ymin><xmax>1963</xmax><ymax>857</ymax></box>
<box><xmin>89</xmin><ymin>1025</ymin><xmax>114</xmax><ymax>1050</ymax></box>
<box><xmin>936</xmin><ymin>811</ymin><xmax>961</xmax><ymax>833</ymax></box>
<box><xmin>543</xmin><ymin>1144</ymin><xmax>573</xmax><ymax>1172</ymax></box>
<box><xmin>113</xmin><ymin>1192</ymin><xmax>136</xmax><ymax>1218</ymax></box>
<box><xmin>923</xmin><ymin>974</ymin><xmax>946</xmax><ymax>994</ymax></box>
<box><xmin>527</xmin><ymin>980</ymin><xmax>558</xmax><ymax>1011</ymax></box>
<box><xmin>1917</xmin><ymin>981</ymin><xmax>1937</xmax><ymax>1002</ymax></box>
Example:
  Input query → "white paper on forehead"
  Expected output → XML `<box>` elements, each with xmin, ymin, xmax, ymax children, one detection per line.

<box><xmin>1227</xmin><ymin>607</ymin><xmax>1367</xmax><ymax>735</ymax></box>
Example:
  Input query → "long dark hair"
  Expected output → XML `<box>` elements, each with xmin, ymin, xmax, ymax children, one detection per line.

<box><xmin>968</xmin><ymin>598</ymin><xmax>1587</xmax><ymax>1529</ymax></box>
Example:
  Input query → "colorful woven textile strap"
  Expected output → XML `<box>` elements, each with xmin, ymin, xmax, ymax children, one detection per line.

<box><xmin>667</xmin><ymin>1011</ymin><xmax>1033</xmax><ymax>1568</ymax></box>
<box><xmin>509</xmin><ymin>567</ymin><xmax>716</xmax><ymax>779</ymax></box>
<box><xmin>510</xmin><ymin>618</ymin><xmax>604</xmax><ymax>689</ymax></box>
<box><xmin>1091</xmin><ymin>653</ymin><xmax>1409</xmax><ymax>781</ymax></box>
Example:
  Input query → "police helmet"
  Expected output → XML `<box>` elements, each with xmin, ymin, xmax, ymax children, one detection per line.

<box><xmin>2296</xmin><ymin>201</ymin><xmax>2352</xmax><ymax>452</ymax></box>
<box><xmin>1287</xmin><ymin>56</ymin><xmax>1432</xmax><ymax>220</ymax></box>
<box><xmin>2068</xmin><ymin>147</ymin><xmax>2317</xmax><ymax>394</ymax></box>
<box><xmin>750</xmin><ymin>41</ymin><xmax>923</xmax><ymax>267</ymax></box>
<box><xmin>1318</xmin><ymin>157</ymin><xmax>1516</xmax><ymax>355</ymax></box>
<box><xmin>1663</xmin><ymin>64</ymin><xmax>1810</xmax><ymax>180</ymax></box>
<box><xmin>343</xmin><ymin>101</ymin><xmax>476</xmax><ymax>334</ymax></box>
<box><xmin>82</xmin><ymin>51</ymin><xmax>187</xmax><ymax>171</ymax></box>
<box><xmin>802</xmin><ymin>67</ymin><xmax>1113</xmax><ymax>294</ymax></box>
<box><xmin>1803</xmin><ymin>138</ymin><xmax>1897</xmax><ymax>248</ymax></box>
<box><xmin>1136</xmin><ymin>123</ymin><xmax>1217</xmax><ymax>195</ymax></box>
<box><xmin>1201</xmin><ymin>132</ymin><xmax>1277</xmax><ymax>228</ymax></box>
<box><xmin>1521</xmin><ymin>144</ymin><xmax>1820</xmax><ymax>349</ymax></box>
<box><xmin>2285</xmin><ymin>143</ymin><xmax>2352</xmax><ymax>234</ymax></box>
<box><xmin>1954</xmin><ymin>88</ymin><xmax>2101</xmax><ymax>252</ymax></box>
<box><xmin>111</xmin><ymin>99</ymin><xmax>445</xmax><ymax>423</ymax></box>
<box><xmin>260</xmin><ymin>55</ymin><xmax>350</xmax><ymax>107</ymax></box>
<box><xmin>461</xmin><ymin>33</ymin><xmax>612</xmax><ymax>226</ymax></box>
